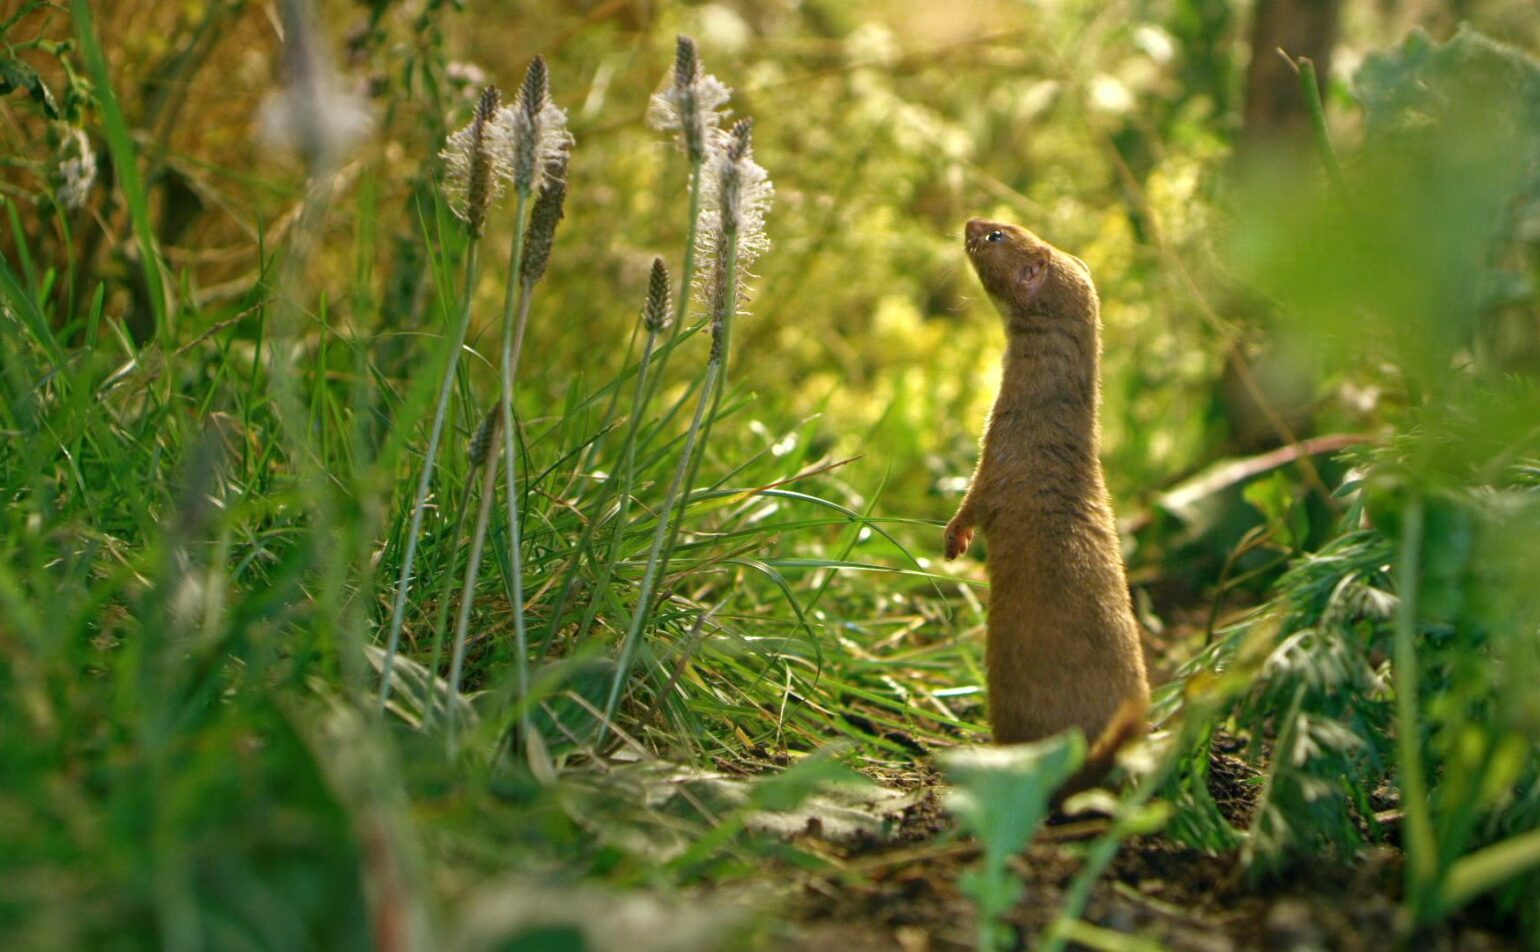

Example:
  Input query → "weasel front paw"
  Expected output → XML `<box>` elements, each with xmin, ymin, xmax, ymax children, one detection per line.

<box><xmin>944</xmin><ymin>518</ymin><xmax>974</xmax><ymax>560</ymax></box>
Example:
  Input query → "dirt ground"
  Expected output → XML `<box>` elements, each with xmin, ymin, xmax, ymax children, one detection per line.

<box><xmin>768</xmin><ymin>740</ymin><xmax>1524</xmax><ymax>951</ymax></box>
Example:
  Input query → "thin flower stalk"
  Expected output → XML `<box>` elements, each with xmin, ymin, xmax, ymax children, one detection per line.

<box><xmin>379</xmin><ymin>240</ymin><xmax>481</xmax><ymax>708</ymax></box>
<box><xmin>638</xmin><ymin>37</ymin><xmax>728</xmax><ymax>414</ymax></box>
<box><xmin>539</xmin><ymin>261</ymin><xmax>674</xmax><ymax>659</ymax></box>
<box><xmin>380</xmin><ymin>86</ymin><xmax>502</xmax><ymax>708</ymax></box>
<box><xmin>261</xmin><ymin>27</ymin><xmax>377</xmax><ymax>692</ymax></box>
<box><xmin>602</xmin><ymin>121</ymin><xmax>771</xmax><ymax>733</ymax></box>
<box><xmin>663</xmin><ymin>119</ymin><xmax>770</xmax><ymax>582</ymax></box>
<box><xmin>1394</xmin><ymin>496</ymin><xmax>1439</xmax><ymax>917</ymax></box>
<box><xmin>447</xmin><ymin>414</ymin><xmax>503</xmax><ymax>749</ymax></box>
<box><xmin>599</xmin><ymin>342</ymin><xmax>719</xmax><ymax>734</ymax></box>
<box><xmin>492</xmin><ymin>57</ymin><xmax>572</xmax><ymax>745</ymax></box>
<box><xmin>496</xmin><ymin>204</ymin><xmax>534</xmax><ymax>741</ymax></box>
<box><xmin>422</xmin><ymin>408</ymin><xmax>499</xmax><ymax>726</ymax></box>
<box><xmin>568</xmin><ymin>260</ymin><xmax>672</xmax><ymax>649</ymax></box>
<box><xmin>422</xmin><ymin>473</ymin><xmax>474</xmax><ymax>724</ymax></box>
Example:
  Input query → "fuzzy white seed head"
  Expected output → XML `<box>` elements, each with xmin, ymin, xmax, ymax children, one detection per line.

<box><xmin>500</xmin><ymin>57</ymin><xmax>574</xmax><ymax>197</ymax></box>
<box><xmin>259</xmin><ymin>80</ymin><xmax>374</xmax><ymax>169</ymax></box>
<box><xmin>696</xmin><ymin>118</ymin><xmax>772</xmax><ymax>325</ymax></box>
<box><xmin>698</xmin><ymin>120</ymin><xmax>772</xmax><ymax>268</ymax></box>
<box><xmin>648</xmin><ymin>36</ymin><xmax>732</xmax><ymax>164</ymax></box>
<box><xmin>499</xmin><ymin>100</ymin><xmax>573</xmax><ymax>197</ymax></box>
<box><xmin>441</xmin><ymin>86</ymin><xmax>510</xmax><ymax>235</ymax></box>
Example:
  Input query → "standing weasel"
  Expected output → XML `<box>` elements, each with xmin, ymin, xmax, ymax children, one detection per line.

<box><xmin>947</xmin><ymin>219</ymin><xmax>1148</xmax><ymax>783</ymax></box>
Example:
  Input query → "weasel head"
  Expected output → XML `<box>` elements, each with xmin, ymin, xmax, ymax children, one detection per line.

<box><xmin>964</xmin><ymin>219</ymin><xmax>1097</xmax><ymax>333</ymax></box>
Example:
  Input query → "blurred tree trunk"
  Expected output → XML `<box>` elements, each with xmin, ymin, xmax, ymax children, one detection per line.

<box><xmin>1237</xmin><ymin>0</ymin><xmax>1343</xmax><ymax>164</ymax></box>
<box><xmin>1224</xmin><ymin>0</ymin><xmax>1343</xmax><ymax>451</ymax></box>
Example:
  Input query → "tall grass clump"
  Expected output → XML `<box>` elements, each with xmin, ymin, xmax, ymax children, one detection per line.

<box><xmin>379</xmin><ymin>83</ymin><xmax>503</xmax><ymax>708</ymax></box>
<box><xmin>366</xmin><ymin>33</ymin><xmax>910</xmax><ymax>782</ymax></box>
<box><xmin>532</xmin><ymin>36</ymin><xmax>729</xmax><ymax>643</ymax></box>
<box><xmin>488</xmin><ymin>56</ymin><xmax>572</xmax><ymax>751</ymax></box>
<box><xmin>603</xmin><ymin>114</ymin><xmax>774</xmax><ymax>731</ymax></box>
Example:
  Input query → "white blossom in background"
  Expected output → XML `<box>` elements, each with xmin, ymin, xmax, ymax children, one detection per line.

<box><xmin>259</xmin><ymin>82</ymin><xmax>373</xmax><ymax>168</ymax></box>
<box><xmin>258</xmin><ymin>0</ymin><xmax>374</xmax><ymax>169</ymax></box>
<box><xmin>446</xmin><ymin>61</ymin><xmax>488</xmax><ymax>93</ymax></box>
<box><xmin>55</xmin><ymin>126</ymin><xmax>96</xmax><ymax>209</ymax></box>
<box><xmin>647</xmin><ymin>35</ymin><xmax>731</xmax><ymax>164</ymax></box>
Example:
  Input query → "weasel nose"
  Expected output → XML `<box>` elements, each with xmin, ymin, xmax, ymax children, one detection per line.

<box><xmin>965</xmin><ymin>219</ymin><xmax>991</xmax><ymax>242</ymax></box>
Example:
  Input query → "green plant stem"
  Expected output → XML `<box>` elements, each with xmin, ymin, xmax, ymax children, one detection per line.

<box><xmin>1043</xmin><ymin>795</ymin><xmax>1154</xmax><ymax>951</ymax></box>
<box><xmin>498</xmin><ymin>190</ymin><xmax>533</xmax><ymax>743</ymax></box>
<box><xmin>670</xmin><ymin>166</ymin><xmax>707</xmax><ymax>340</ymax></box>
<box><xmin>262</xmin><ymin>177</ymin><xmax>357</xmax><ymax>688</ymax></box>
<box><xmin>559</xmin><ymin>327</ymin><xmax>662</xmax><ymax>652</ymax></box>
<box><xmin>1041</xmin><ymin>718</ymin><xmax>1194</xmax><ymax>952</ymax></box>
<box><xmin>1393</xmin><ymin>496</ymin><xmax>1439</xmax><ymax>922</ymax></box>
<box><xmin>1240</xmin><ymin>682</ymin><xmax>1308</xmax><ymax>871</ymax></box>
<box><xmin>447</xmin><ymin>446</ymin><xmax>501</xmax><ymax>749</ymax></box>
<box><xmin>54</xmin><ymin>204</ymin><xmax>77</xmax><ymax>343</ymax></box>
<box><xmin>536</xmin><ymin>312</ymin><xmax>690</xmax><ymax>661</ymax></box>
<box><xmin>71</xmin><ymin>0</ymin><xmax>169</xmax><ymax>341</ymax></box>
<box><xmin>659</xmin><ymin>235</ymin><xmax>739</xmax><ymax>604</ymax></box>
<box><xmin>600</xmin><ymin>367</ymin><xmax>717</xmax><ymax>734</ymax></box>
<box><xmin>600</xmin><ymin>224</ymin><xmax>738</xmax><ymax>738</ymax></box>
<box><xmin>379</xmin><ymin>239</ymin><xmax>480</xmax><ymax>708</ymax></box>
<box><xmin>1292</xmin><ymin>55</ymin><xmax>1350</xmax><ymax>211</ymax></box>
<box><xmin>637</xmin><ymin>161</ymin><xmax>705</xmax><ymax>413</ymax></box>
<box><xmin>1442</xmin><ymin>827</ymin><xmax>1540</xmax><ymax>913</ymax></box>
<box><xmin>422</xmin><ymin>477</ymin><xmax>475</xmax><ymax>726</ymax></box>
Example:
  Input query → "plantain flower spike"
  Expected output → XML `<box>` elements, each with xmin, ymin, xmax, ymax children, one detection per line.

<box><xmin>520</xmin><ymin>153</ymin><xmax>569</xmax><ymax>287</ymax></box>
<box><xmin>643</xmin><ymin>258</ymin><xmax>672</xmax><ymax>333</ymax></box>
<box><xmin>716</xmin><ymin>119</ymin><xmax>770</xmax><ymax>249</ymax></box>
<box><xmin>501</xmin><ymin>56</ymin><xmax>573</xmax><ymax>197</ymax></box>
<box><xmin>698</xmin><ymin>117</ymin><xmax>773</xmax><ymax>344</ymax></box>
<box><xmin>648</xmin><ymin>35</ymin><xmax>731</xmax><ymax>165</ymax></box>
<box><xmin>468</xmin><ymin>406</ymin><xmax>500</xmax><ymax>468</ymax></box>
<box><xmin>441</xmin><ymin>86</ymin><xmax>507</xmax><ymax>237</ymax></box>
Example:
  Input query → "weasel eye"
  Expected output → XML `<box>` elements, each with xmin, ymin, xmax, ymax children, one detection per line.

<box><xmin>986</xmin><ymin>230</ymin><xmax>1004</xmax><ymax>243</ymax></box>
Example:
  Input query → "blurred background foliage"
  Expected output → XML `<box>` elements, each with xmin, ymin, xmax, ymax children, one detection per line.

<box><xmin>5</xmin><ymin>0</ymin><xmax>1537</xmax><ymax>527</ymax></box>
<box><xmin>5</xmin><ymin>0</ymin><xmax>1540</xmax><ymax>947</ymax></box>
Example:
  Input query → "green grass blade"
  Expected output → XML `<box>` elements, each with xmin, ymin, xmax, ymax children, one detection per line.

<box><xmin>70</xmin><ymin>0</ymin><xmax>170</xmax><ymax>340</ymax></box>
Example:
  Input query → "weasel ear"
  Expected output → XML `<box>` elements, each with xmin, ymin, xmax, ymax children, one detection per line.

<box><xmin>1017</xmin><ymin>252</ymin><xmax>1049</xmax><ymax>297</ymax></box>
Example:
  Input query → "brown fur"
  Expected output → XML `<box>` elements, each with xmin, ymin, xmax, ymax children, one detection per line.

<box><xmin>947</xmin><ymin>219</ymin><xmax>1149</xmax><ymax>786</ymax></box>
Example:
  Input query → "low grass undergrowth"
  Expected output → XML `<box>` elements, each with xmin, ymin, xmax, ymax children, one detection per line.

<box><xmin>0</xmin><ymin>19</ymin><xmax>982</xmax><ymax>949</ymax></box>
